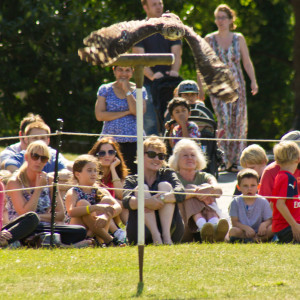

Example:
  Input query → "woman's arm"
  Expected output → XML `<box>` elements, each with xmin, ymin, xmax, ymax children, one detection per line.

<box><xmin>122</xmin><ymin>176</ymin><xmax>164</xmax><ymax>210</ymax></box>
<box><xmin>239</xmin><ymin>34</ymin><xmax>258</xmax><ymax>95</ymax></box>
<box><xmin>95</xmin><ymin>95</ymin><xmax>130</xmax><ymax>122</ymax></box>
<box><xmin>7</xmin><ymin>174</ymin><xmax>45</xmax><ymax>215</ymax></box>
<box><xmin>109</xmin><ymin>158</ymin><xmax>124</xmax><ymax>200</ymax></box>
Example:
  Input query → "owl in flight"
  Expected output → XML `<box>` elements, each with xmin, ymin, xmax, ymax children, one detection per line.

<box><xmin>78</xmin><ymin>13</ymin><xmax>238</xmax><ymax>103</ymax></box>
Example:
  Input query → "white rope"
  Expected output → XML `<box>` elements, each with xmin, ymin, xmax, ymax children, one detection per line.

<box><xmin>0</xmin><ymin>182</ymin><xmax>292</xmax><ymax>201</ymax></box>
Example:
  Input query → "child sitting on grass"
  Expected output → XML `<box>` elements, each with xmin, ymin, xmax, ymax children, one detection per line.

<box><xmin>271</xmin><ymin>141</ymin><xmax>300</xmax><ymax>243</ymax></box>
<box><xmin>229</xmin><ymin>168</ymin><xmax>273</xmax><ymax>243</ymax></box>
<box><xmin>65</xmin><ymin>154</ymin><xmax>125</xmax><ymax>246</ymax></box>
<box><xmin>166</xmin><ymin>97</ymin><xmax>201</xmax><ymax>149</ymax></box>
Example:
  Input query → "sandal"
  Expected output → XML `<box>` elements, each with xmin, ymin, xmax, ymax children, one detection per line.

<box><xmin>226</xmin><ymin>164</ymin><xmax>240</xmax><ymax>173</ymax></box>
<box><xmin>106</xmin><ymin>237</ymin><xmax>126</xmax><ymax>247</ymax></box>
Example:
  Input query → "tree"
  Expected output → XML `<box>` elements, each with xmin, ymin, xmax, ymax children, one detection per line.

<box><xmin>0</xmin><ymin>0</ymin><xmax>296</xmax><ymax>152</ymax></box>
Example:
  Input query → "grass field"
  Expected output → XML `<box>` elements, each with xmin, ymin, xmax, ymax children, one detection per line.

<box><xmin>1</xmin><ymin>243</ymin><xmax>300</xmax><ymax>299</ymax></box>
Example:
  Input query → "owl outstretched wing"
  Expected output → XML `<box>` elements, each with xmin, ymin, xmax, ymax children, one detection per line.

<box><xmin>78</xmin><ymin>14</ymin><xmax>237</xmax><ymax>103</ymax></box>
<box><xmin>78</xmin><ymin>14</ymin><xmax>185</xmax><ymax>67</ymax></box>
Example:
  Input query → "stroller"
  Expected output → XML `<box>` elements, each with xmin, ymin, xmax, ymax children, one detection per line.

<box><xmin>165</xmin><ymin>105</ymin><xmax>223</xmax><ymax>178</ymax></box>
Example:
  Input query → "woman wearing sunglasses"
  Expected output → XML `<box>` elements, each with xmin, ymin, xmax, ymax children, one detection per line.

<box><xmin>95</xmin><ymin>66</ymin><xmax>147</xmax><ymax>175</ymax></box>
<box><xmin>123</xmin><ymin>136</ymin><xmax>186</xmax><ymax>245</ymax></box>
<box><xmin>88</xmin><ymin>137</ymin><xmax>128</xmax><ymax>243</ymax></box>
<box><xmin>6</xmin><ymin>141</ymin><xmax>87</xmax><ymax>247</ymax></box>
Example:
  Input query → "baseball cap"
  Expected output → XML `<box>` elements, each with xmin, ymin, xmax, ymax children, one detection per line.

<box><xmin>280</xmin><ymin>130</ymin><xmax>300</xmax><ymax>142</ymax></box>
<box><xmin>178</xmin><ymin>80</ymin><xmax>199</xmax><ymax>94</ymax></box>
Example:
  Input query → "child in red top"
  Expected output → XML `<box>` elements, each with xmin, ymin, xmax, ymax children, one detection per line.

<box><xmin>272</xmin><ymin>141</ymin><xmax>300</xmax><ymax>243</ymax></box>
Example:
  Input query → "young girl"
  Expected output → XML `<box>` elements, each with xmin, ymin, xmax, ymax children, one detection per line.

<box><xmin>65</xmin><ymin>154</ymin><xmax>124</xmax><ymax>246</ymax></box>
<box><xmin>88</xmin><ymin>137</ymin><xmax>128</xmax><ymax>242</ymax></box>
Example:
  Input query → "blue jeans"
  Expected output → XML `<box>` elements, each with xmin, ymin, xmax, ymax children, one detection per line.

<box><xmin>143</xmin><ymin>83</ymin><xmax>159</xmax><ymax>135</ymax></box>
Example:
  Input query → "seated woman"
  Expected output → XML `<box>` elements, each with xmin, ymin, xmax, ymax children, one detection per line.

<box><xmin>0</xmin><ymin>180</ymin><xmax>39</xmax><ymax>248</ymax></box>
<box><xmin>88</xmin><ymin>137</ymin><xmax>128</xmax><ymax>243</ymax></box>
<box><xmin>169</xmin><ymin>139</ymin><xmax>229</xmax><ymax>243</ymax></box>
<box><xmin>123</xmin><ymin>136</ymin><xmax>186</xmax><ymax>245</ymax></box>
<box><xmin>6</xmin><ymin>141</ymin><xmax>87</xmax><ymax>246</ymax></box>
<box><xmin>65</xmin><ymin>154</ymin><xmax>124</xmax><ymax>246</ymax></box>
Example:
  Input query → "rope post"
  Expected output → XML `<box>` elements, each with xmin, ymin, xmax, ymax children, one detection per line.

<box><xmin>50</xmin><ymin>118</ymin><xmax>64</xmax><ymax>248</ymax></box>
<box><xmin>111</xmin><ymin>54</ymin><xmax>174</xmax><ymax>284</ymax></box>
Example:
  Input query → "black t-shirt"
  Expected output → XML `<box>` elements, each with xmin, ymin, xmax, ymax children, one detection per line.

<box><xmin>134</xmin><ymin>33</ymin><xmax>182</xmax><ymax>85</ymax></box>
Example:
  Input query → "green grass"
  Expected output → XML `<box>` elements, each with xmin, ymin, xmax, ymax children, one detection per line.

<box><xmin>1</xmin><ymin>243</ymin><xmax>300</xmax><ymax>299</ymax></box>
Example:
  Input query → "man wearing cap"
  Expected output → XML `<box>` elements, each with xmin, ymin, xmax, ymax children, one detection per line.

<box><xmin>259</xmin><ymin>130</ymin><xmax>300</xmax><ymax>201</ymax></box>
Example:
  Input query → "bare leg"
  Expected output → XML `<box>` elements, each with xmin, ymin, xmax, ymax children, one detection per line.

<box><xmin>145</xmin><ymin>211</ymin><xmax>163</xmax><ymax>244</ymax></box>
<box><xmin>74</xmin><ymin>200</ymin><xmax>113</xmax><ymax>243</ymax></box>
<box><xmin>193</xmin><ymin>212</ymin><xmax>205</xmax><ymax>223</ymax></box>
<box><xmin>135</xmin><ymin>184</ymin><xmax>163</xmax><ymax>244</ymax></box>
<box><xmin>158</xmin><ymin>182</ymin><xmax>175</xmax><ymax>245</ymax></box>
<box><xmin>255</xmin><ymin>224</ymin><xmax>274</xmax><ymax>242</ymax></box>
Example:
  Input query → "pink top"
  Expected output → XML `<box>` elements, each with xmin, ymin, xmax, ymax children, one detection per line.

<box><xmin>0</xmin><ymin>181</ymin><xmax>4</xmax><ymax>229</ymax></box>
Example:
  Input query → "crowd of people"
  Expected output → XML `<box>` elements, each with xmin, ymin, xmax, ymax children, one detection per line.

<box><xmin>1</xmin><ymin>1</ymin><xmax>300</xmax><ymax>248</ymax></box>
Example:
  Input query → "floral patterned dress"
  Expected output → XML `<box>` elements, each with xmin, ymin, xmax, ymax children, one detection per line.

<box><xmin>205</xmin><ymin>32</ymin><xmax>247</xmax><ymax>166</ymax></box>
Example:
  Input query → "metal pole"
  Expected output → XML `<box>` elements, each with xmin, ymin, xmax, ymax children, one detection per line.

<box><xmin>50</xmin><ymin>118</ymin><xmax>63</xmax><ymax>248</ymax></box>
<box><xmin>109</xmin><ymin>54</ymin><xmax>174</xmax><ymax>283</ymax></box>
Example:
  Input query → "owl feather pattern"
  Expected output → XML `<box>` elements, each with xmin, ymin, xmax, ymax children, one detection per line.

<box><xmin>78</xmin><ymin>13</ymin><xmax>238</xmax><ymax>103</ymax></box>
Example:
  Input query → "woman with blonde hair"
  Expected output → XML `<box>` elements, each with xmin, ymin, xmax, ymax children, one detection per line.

<box><xmin>6</xmin><ymin>141</ymin><xmax>87</xmax><ymax>246</ymax></box>
<box><xmin>123</xmin><ymin>136</ymin><xmax>186</xmax><ymax>245</ymax></box>
<box><xmin>169</xmin><ymin>139</ymin><xmax>228</xmax><ymax>243</ymax></box>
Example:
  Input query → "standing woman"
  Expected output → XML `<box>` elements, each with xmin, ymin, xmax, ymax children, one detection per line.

<box><xmin>205</xmin><ymin>4</ymin><xmax>258</xmax><ymax>172</ymax></box>
<box><xmin>95</xmin><ymin>66</ymin><xmax>147</xmax><ymax>175</ymax></box>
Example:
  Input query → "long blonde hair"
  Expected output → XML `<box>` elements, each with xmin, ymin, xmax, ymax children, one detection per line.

<box><xmin>17</xmin><ymin>140</ymin><xmax>50</xmax><ymax>187</ymax></box>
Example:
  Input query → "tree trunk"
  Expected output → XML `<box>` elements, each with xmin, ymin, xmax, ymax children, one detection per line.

<box><xmin>292</xmin><ymin>0</ymin><xmax>300</xmax><ymax>129</ymax></box>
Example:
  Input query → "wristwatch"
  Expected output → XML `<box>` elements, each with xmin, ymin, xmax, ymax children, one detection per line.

<box><xmin>160</xmin><ymin>194</ymin><xmax>165</xmax><ymax>202</ymax></box>
<box><xmin>125</xmin><ymin>90</ymin><xmax>132</xmax><ymax>97</ymax></box>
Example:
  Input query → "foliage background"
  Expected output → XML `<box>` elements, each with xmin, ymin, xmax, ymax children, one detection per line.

<box><xmin>0</xmin><ymin>0</ymin><xmax>295</xmax><ymax>151</ymax></box>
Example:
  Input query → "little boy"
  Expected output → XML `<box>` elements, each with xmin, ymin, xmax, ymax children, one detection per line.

<box><xmin>229</xmin><ymin>168</ymin><xmax>273</xmax><ymax>243</ymax></box>
<box><xmin>166</xmin><ymin>97</ymin><xmax>201</xmax><ymax>149</ymax></box>
<box><xmin>271</xmin><ymin>141</ymin><xmax>300</xmax><ymax>243</ymax></box>
<box><xmin>233</xmin><ymin>144</ymin><xmax>268</xmax><ymax>196</ymax></box>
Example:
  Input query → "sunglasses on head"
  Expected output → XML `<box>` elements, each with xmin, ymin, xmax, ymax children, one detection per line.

<box><xmin>31</xmin><ymin>153</ymin><xmax>49</xmax><ymax>163</ymax></box>
<box><xmin>96</xmin><ymin>149</ymin><xmax>117</xmax><ymax>157</ymax></box>
<box><xmin>145</xmin><ymin>151</ymin><xmax>166</xmax><ymax>160</ymax></box>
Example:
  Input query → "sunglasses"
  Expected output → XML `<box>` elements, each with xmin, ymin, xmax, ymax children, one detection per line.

<box><xmin>31</xmin><ymin>153</ymin><xmax>49</xmax><ymax>163</ymax></box>
<box><xmin>96</xmin><ymin>150</ymin><xmax>117</xmax><ymax>157</ymax></box>
<box><xmin>145</xmin><ymin>151</ymin><xmax>166</xmax><ymax>160</ymax></box>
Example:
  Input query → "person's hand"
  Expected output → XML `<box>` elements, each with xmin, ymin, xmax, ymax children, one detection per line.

<box><xmin>145</xmin><ymin>195</ymin><xmax>164</xmax><ymax>210</ymax></box>
<box><xmin>166</xmin><ymin>70</ymin><xmax>179</xmax><ymax>77</ymax></box>
<box><xmin>291</xmin><ymin>223</ymin><xmax>300</xmax><ymax>242</ymax></box>
<box><xmin>244</xmin><ymin>226</ymin><xmax>255</xmax><ymax>238</ymax></box>
<box><xmin>152</xmin><ymin>72</ymin><xmax>164</xmax><ymax>80</ymax></box>
<box><xmin>194</xmin><ymin>185</ymin><xmax>215</xmax><ymax>203</ymax></box>
<box><xmin>110</xmin><ymin>157</ymin><xmax>121</xmax><ymax>170</ymax></box>
<box><xmin>0</xmin><ymin>230</ymin><xmax>12</xmax><ymax>246</ymax></box>
<box><xmin>94</xmin><ymin>204</ymin><xmax>114</xmax><ymax>216</ymax></box>
<box><xmin>35</xmin><ymin>172</ymin><xmax>47</xmax><ymax>187</ymax></box>
<box><xmin>176</xmin><ymin>113</ymin><xmax>187</xmax><ymax>126</ymax></box>
<box><xmin>257</xmin><ymin>223</ymin><xmax>267</xmax><ymax>236</ymax></box>
<box><xmin>251</xmin><ymin>81</ymin><xmax>258</xmax><ymax>95</ymax></box>
<box><xmin>118</xmin><ymin>78</ymin><xmax>130</xmax><ymax>92</ymax></box>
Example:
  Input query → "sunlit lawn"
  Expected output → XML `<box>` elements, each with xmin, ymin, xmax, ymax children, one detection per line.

<box><xmin>1</xmin><ymin>243</ymin><xmax>300</xmax><ymax>299</ymax></box>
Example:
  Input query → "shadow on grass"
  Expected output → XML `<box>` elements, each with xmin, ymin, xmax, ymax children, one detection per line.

<box><xmin>135</xmin><ymin>282</ymin><xmax>144</xmax><ymax>297</ymax></box>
